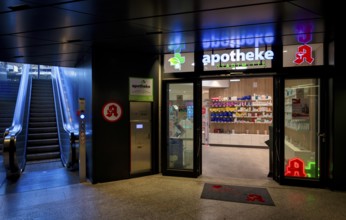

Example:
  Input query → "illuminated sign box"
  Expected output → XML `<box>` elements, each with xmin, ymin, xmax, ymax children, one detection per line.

<box><xmin>129</xmin><ymin>77</ymin><xmax>153</xmax><ymax>102</ymax></box>
<box><xmin>163</xmin><ymin>47</ymin><xmax>273</xmax><ymax>73</ymax></box>
<box><xmin>203</xmin><ymin>47</ymin><xmax>273</xmax><ymax>71</ymax></box>
<box><xmin>283</xmin><ymin>43</ymin><xmax>324</xmax><ymax>67</ymax></box>
<box><xmin>164</xmin><ymin>52</ymin><xmax>194</xmax><ymax>73</ymax></box>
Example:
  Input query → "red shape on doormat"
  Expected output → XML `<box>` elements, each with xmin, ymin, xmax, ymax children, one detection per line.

<box><xmin>247</xmin><ymin>194</ymin><xmax>265</xmax><ymax>203</ymax></box>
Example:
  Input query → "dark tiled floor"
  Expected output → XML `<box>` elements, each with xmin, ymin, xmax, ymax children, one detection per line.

<box><xmin>0</xmin><ymin>147</ymin><xmax>346</xmax><ymax>219</ymax></box>
<box><xmin>0</xmin><ymin>160</ymin><xmax>79</xmax><ymax>195</ymax></box>
<box><xmin>0</xmin><ymin>162</ymin><xmax>79</xmax><ymax>195</ymax></box>
<box><xmin>1</xmin><ymin>174</ymin><xmax>346</xmax><ymax>219</ymax></box>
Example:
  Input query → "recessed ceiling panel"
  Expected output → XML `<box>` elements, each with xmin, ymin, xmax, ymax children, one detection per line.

<box><xmin>0</xmin><ymin>0</ymin><xmax>331</xmax><ymax>67</ymax></box>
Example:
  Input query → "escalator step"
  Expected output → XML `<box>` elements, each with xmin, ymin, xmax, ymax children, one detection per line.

<box><xmin>29</xmin><ymin>127</ymin><xmax>57</xmax><ymax>133</ymax></box>
<box><xmin>28</xmin><ymin>132</ymin><xmax>58</xmax><ymax>140</ymax></box>
<box><xmin>26</xmin><ymin>152</ymin><xmax>61</xmax><ymax>161</ymax></box>
<box><xmin>30</xmin><ymin>108</ymin><xmax>55</xmax><ymax>113</ymax></box>
<box><xmin>29</xmin><ymin>122</ymin><xmax>57</xmax><ymax>128</ymax></box>
<box><xmin>26</xmin><ymin>145</ymin><xmax>60</xmax><ymax>153</ymax></box>
<box><xmin>27</xmin><ymin>138</ymin><xmax>59</xmax><ymax>146</ymax></box>
<box><xmin>29</xmin><ymin>117</ymin><xmax>56</xmax><ymax>122</ymax></box>
<box><xmin>30</xmin><ymin>112</ymin><xmax>56</xmax><ymax>117</ymax></box>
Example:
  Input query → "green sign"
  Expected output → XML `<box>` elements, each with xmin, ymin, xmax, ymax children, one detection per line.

<box><xmin>129</xmin><ymin>77</ymin><xmax>153</xmax><ymax>101</ymax></box>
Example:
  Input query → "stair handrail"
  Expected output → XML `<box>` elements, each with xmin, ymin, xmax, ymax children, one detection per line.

<box><xmin>2</xmin><ymin>64</ymin><xmax>31</xmax><ymax>178</ymax></box>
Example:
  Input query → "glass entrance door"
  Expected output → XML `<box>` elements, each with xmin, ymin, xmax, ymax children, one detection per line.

<box><xmin>162</xmin><ymin>81</ymin><xmax>201</xmax><ymax>177</ymax></box>
<box><xmin>282</xmin><ymin>78</ymin><xmax>326</xmax><ymax>185</ymax></box>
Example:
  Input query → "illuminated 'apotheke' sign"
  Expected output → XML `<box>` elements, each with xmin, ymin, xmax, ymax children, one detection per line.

<box><xmin>203</xmin><ymin>48</ymin><xmax>274</xmax><ymax>66</ymax></box>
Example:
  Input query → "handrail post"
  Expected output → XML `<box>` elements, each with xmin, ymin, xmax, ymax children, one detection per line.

<box><xmin>3</xmin><ymin>133</ymin><xmax>20</xmax><ymax>180</ymax></box>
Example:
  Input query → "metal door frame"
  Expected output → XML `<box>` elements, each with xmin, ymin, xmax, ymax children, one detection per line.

<box><xmin>274</xmin><ymin>74</ymin><xmax>329</xmax><ymax>188</ymax></box>
<box><xmin>161</xmin><ymin>79</ymin><xmax>202</xmax><ymax>178</ymax></box>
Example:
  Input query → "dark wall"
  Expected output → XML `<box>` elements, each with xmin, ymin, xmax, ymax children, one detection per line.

<box><xmin>330</xmin><ymin>30</ymin><xmax>345</xmax><ymax>190</ymax></box>
<box><xmin>91</xmin><ymin>44</ymin><xmax>159</xmax><ymax>183</ymax></box>
<box><xmin>331</xmin><ymin>75</ymin><xmax>346</xmax><ymax>190</ymax></box>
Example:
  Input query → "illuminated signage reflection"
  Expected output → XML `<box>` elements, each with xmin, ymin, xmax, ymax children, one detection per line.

<box><xmin>293</xmin><ymin>23</ymin><xmax>315</xmax><ymax>65</ymax></box>
<box><xmin>295</xmin><ymin>23</ymin><xmax>313</xmax><ymax>44</ymax></box>
<box><xmin>201</xmin><ymin>27</ymin><xmax>274</xmax><ymax>50</ymax></box>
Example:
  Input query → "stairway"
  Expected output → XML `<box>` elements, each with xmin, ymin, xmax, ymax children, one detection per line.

<box><xmin>0</xmin><ymin>80</ymin><xmax>20</xmax><ymax>154</ymax></box>
<box><xmin>26</xmin><ymin>79</ymin><xmax>60</xmax><ymax>163</ymax></box>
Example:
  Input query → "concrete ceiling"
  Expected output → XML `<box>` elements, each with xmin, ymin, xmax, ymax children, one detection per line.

<box><xmin>0</xmin><ymin>0</ymin><xmax>333</xmax><ymax>67</ymax></box>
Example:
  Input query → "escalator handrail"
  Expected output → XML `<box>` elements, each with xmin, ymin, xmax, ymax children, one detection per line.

<box><xmin>6</xmin><ymin>64</ymin><xmax>30</xmax><ymax>136</ymax></box>
<box><xmin>52</xmin><ymin>66</ymin><xmax>79</xmax><ymax>167</ymax></box>
<box><xmin>51</xmin><ymin>66</ymin><xmax>76</xmax><ymax>134</ymax></box>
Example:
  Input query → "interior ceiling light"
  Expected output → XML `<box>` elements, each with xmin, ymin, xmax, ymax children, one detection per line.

<box><xmin>230</xmin><ymin>79</ymin><xmax>240</xmax><ymax>82</ymax></box>
<box><xmin>8</xmin><ymin>4</ymin><xmax>31</xmax><ymax>11</ymax></box>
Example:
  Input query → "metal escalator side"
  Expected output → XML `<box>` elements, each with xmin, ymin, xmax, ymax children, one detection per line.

<box><xmin>2</xmin><ymin>65</ymin><xmax>31</xmax><ymax>179</ymax></box>
<box><xmin>0</xmin><ymin>79</ymin><xmax>20</xmax><ymax>154</ymax></box>
<box><xmin>51</xmin><ymin>67</ymin><xmax>78</xmax><ymax>169</ymax></box>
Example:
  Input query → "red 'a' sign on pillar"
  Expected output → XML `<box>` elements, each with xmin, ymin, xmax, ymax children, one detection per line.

<box><xmin>285</xmin><ymin>157</ymin><xmax>307</xmax><ymax>177</ymax></box>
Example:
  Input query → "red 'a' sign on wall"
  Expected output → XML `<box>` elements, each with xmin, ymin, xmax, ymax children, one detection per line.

<box><xmin>293</xmin><ymin>44</ymin><xmax>314</xmax><ymax>65</ymax></box>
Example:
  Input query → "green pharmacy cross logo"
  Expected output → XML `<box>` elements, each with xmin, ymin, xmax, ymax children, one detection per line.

<box><xmin>168</xmin><ymin>53</ymin><xmax>185</xmax><ymax>70</ymax></box>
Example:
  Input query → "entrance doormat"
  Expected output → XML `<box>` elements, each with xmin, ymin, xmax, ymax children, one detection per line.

<box><xmin>201</xmin><ymin>183</ymin><xmax>275</xmax><ymax>206</ymax></box>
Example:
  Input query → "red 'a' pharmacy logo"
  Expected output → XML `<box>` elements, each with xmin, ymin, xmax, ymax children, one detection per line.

<box><xmin>293</xmin><ymin>44</ymin><xmax>314</xmax><ymax>65</ymax></box>
<box><xmin>285</xmin><ymin>157</ymin><xmax>307</xmax><ymax>177</ymax></box>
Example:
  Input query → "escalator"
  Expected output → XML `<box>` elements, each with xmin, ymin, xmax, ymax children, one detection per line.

<box><xmin>0</xmin><ymin>80</ymin><xmax>20</xmax><ymax>153</ymax></box>
<box><xmin>1</xmin><ymin>73</ymin><xmax>79</xmax><ymax>194</ymax></box>
<box><xmin>26</xmin><ymin>79</ymin><xmax>61</xmax><ymax>163</ymax></box>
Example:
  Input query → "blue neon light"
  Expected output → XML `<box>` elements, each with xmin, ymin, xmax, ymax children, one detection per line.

<box><xmin>295</xmin><ymin>23</ymin><xmax>314</xmax><ymax>44</ymax></box>
<box><xmin>202</xmin><ymin>32</ymin><xmax>274</xmax><ymax>50</ymax></box>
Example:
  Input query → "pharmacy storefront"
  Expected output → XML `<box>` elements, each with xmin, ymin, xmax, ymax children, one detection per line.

<box><xmin>160</xmin><ymin>25</ymin><xmax>333</xmax><ymax>188</ymax></box>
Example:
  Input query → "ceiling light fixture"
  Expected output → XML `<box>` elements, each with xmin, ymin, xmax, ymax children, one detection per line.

<box><xmin>230</xmin><ymin>79</ymin><xmax>240</xmax><ymax>82</ymax></box>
